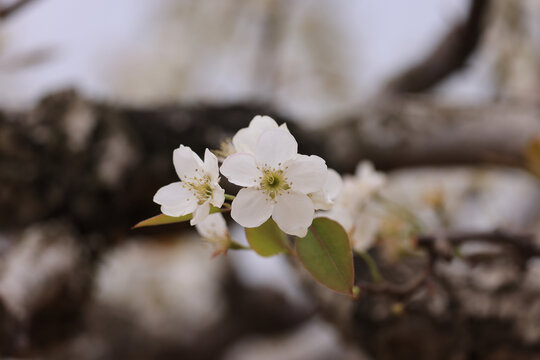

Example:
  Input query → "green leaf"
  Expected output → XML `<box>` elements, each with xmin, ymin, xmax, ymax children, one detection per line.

<box><xmin>132</xmin><ymin>206</ymin><xmax>222</xmax><ymax>229</ymax></box>
<box><xmin>245</xmin><ymin>218</ymin><xmax>290</xmax><ymax>257</ymax></box>
<box><xmin>229</xmin><ymin>241</ymin><xmax>249</xmax><ymax>250</ymax></box>
<box><xmin>132</xmin><ymin>213</ymin><xmax>192</xmax><ymax>228</ymax></box>
<box><xmin>295</xmin><ymin>217</ymin><xmax>354</xmax><ymax>296</ymax></box>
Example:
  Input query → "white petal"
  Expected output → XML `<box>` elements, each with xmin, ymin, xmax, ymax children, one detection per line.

<box><xmin>231</xmin><ymin>188</ymin><xmax>273</xmax><ymax>228</ymax></box>
<box><xmin>211</xmin><ymin>186</ymin><xmax>225</xmax><ymax>208</ymax></box>
<box><xmin>203</xmin><ymin>149</ymin><xmax>220</xmax><ymax>182</ymax></box>
<box><xmin>153</xmin><ymin>182</ymin><xmax>197</xmax><ymax>216</ymax></box>
<box><xmin>324</xmin><ymin>168</ymin><xmax>343</xmax><ymax>201</ymax></box>
<box><xmin>355</xmin><ymin>161</ymin><xmax>386</xmax><ymax>189</ymax></box>
<box><xmin>272</xmin><ymin>192</ymin><xmax>314</xmax><ymax>237</ymax></box>
<box><xmin>319</xmin><ymin>206</ymin><xmax>354</xmax><ymax>233</ymax></box>
<box><xmin>310</xmin><ymin>190</ymin><xmax>333</xmax><ymax>211</ymax></box>
<box><xmin>355</xmin><ymin>161</ymin><xmax>375</xmax><ymax>178</ymax></box>
<box><xmin>255</xmin><ymin>129</ymin><xmax>298</xmax><ymax>168</ymax></box>
<box><xmin>284</xmin><ymin>155</ymin><xmax>327</xmax><ymax>194</ymax></box>
<box><xmin>351</xmin><ymin>216</ymin><xmax>379</xmax><ymax>252</ymax></box>
<box><xmin>310</xmin><ymin>169</ymin><xmax>342</xmax><ymax>210</ymax></box>
<box><xmin>220</xmin><ymin>153</ymin><xmax>260</xmax><ymax>187</ymax></box>
<box><xmin>173</xmin><ymin>145</ymin><xmax>204</xmax><ymax>181</ymax></box>
<box><xmin>232</xmin><ymin>128</ymin><xmax>256</xmax><ymax>154</ymax></box>
<box><xmin>190</xmin><ymin>201</ymin><xmax>210</xmax><ymax>225</ymax></box>
<box><xmin>232</xmin><ymin>115</ymin><xmax>279</xmax><ymax>154</ymax></box>
<box><xmin>195</xmin><ymin>212</ymin><xmax>230</xmax><ymax>247</ymax></box>
<box><xmin>249</xmin><ymin>115</ymin><xmax>279</xmax><ymax>130</ymax></box>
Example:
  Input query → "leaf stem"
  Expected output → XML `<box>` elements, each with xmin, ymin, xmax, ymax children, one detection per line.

<box><xmin>229</xmin><ymin>241</ymin><xmax>249</xmax><ymax>250</ymax></box>
<box><xmin>358</xmin><ymin>251</ymin><xmax>383</xmax><ymax>283</ymax></box>
<box><xmin>375</xmin><ymin>194</ymin><xmax>423</xmax><ymax>233</ymax></box>
<box><xmin>225</xmin><ymin>194</ymin><xmax>236</xmax><ymax>201</ymax></box>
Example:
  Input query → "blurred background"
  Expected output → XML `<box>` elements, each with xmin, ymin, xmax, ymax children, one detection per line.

<box><xmin>2</xmin><ymin>0</ymin><xmax>540</xmax><ymax>359</ymax></box>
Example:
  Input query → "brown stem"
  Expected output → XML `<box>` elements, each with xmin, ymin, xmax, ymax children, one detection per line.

<box><xmin>417</xmin><ymin>230</ymin><xmax>540</xmax><ymax>259</ymax></box>
<box><xmin>356</xmin><ymin>230</ymin><xmax>538</xmax><ymax>299</ymax></box>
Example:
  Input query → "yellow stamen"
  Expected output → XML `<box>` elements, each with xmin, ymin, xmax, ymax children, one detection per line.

<box><xmin>259</xmin><ymin>167</ymin><xmax>290</xmax><ymax>201</ymax></box>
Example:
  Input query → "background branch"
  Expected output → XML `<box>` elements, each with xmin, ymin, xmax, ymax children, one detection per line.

<box><xmin>386</xmin><ymin>0</ymin><xmax>491</xmax><ymax>93</ymax></box>
<box><xmin>0</xmin><ymin>0</ymin><xmax>37</xmax><ymax>19</ymax></box>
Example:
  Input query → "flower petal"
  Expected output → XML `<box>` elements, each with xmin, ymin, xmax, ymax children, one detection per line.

<box><xmin>203</xmin><ymin>149</ymin><xmax>220</xmax><ymax>182</ymax></box>
<box><xmin>250</xmin><ymin>115</ymin><xmax>279</xmax><ymax>130</ymax></box>
<box><xmin>310</xmin><ymin>190</ymin><xmax>332</xmax><ymax>211</ymax></box>
<box><xmin>195</xmin><ymin>212</ymin><xmax>230</xmax><ymax>250</ymax></box>
<box><xmin>351</xmin><ymin>215</ymin><xmax>379</xmax><ymax>252</ymax></box>
<box><xmin>191</xmin><ymin>201</ymin><xmax>210</xmax><ymax>225</ymax></box>
<box><xmin>272</xmin><ymin>192</ymin><xmax>314</xmax><ymax>237</ymax></box>
<box><xmin>284</xmin><ymin>155</ymin><xmax>327</xmax><ymax>194</ymax></box>
<box><xmin>324</xmin><ymin>168</ymin><xmax>343</xmax><ymax>201</ymax></box>
<box><xmin>210</xmin><ymin>186</ymin><xmax>224</xmax><ymax>208</ymax></box>
<box><xmin>232</xmin><ymin>128</ymin><xmax>257</xmax><ymax>154</ymax></box>
<box><xmin>355</xmin><ymin>161</ymin><xmax>375</xmax><ymax>178</ymax></box>
<box><xmin>355</xmin><ymin>161</ymin><xmax>386</xmax><ymax>189</ymax></box>
<box><xmin>232</xmin><ymin>115</ymin><xmax>279</xmax><ymax>154</ymax></box>
<box><xmin>319</xmin><ymin>206</ymin><xmax>353</xmax><ymax>233</ymax></box>
<box><xmin>153</xmin><ymin>182</ymin><xmax>197</xmax><ymax>216</ymax></box>
<box><xmin>255</xmin><ymin>129</ymin><xmax>298</xmax><ymax>168</ymax></box>
<box><xmin>231</xmin><ymin>188</ymin><xmax>273</xmax><ymax>228</ymax></box>
<box><xmin>220</xmin><ymin>153</ymin><xmax>260</xmax><ymax>187</ymax></box>
<box><xmin>173</xmin><ymin>145</ymin><xmax>204</xmax><ymax>181</ymax></box>
<box><xmin>310</xmin><ymin>169</ymin><xmax>343</xmax><ymax>210</ymax></box>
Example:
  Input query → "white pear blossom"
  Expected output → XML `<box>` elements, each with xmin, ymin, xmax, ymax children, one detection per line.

<box><xmin>320</xmin><ymin>161</ymin><xmax>386</xmax><ymax>252</ymax></box>
<box><xmin>195</xmin><ymin>213</ymin><xmax>231</xmax><ymax>257</ymax></box>
<box><xmin>338</xmin><ymin>161</ymin><xmax>386</xmax><ymax>211</ymax></box>
<box><xmin>221</xmin><ymin>129</ymin><xmax>327</xmax><ymax>237</ymax></box>
<box><xmin>153</xmin><ymin>146</ymin><xmax>225</xmax><ymax>225</ymax></box>
<box><xmin>232</xmin><ymin>115</ymin><xmax>289</xmax><ymax>154</ymax></box>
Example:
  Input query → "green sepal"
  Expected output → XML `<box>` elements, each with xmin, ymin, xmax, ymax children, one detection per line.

<box><xmin>132</xmin><ymin>206</ymin><xmax>222</xmax><ymax>229</ymax></box>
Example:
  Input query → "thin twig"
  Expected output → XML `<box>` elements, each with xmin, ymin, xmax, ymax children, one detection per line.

<box><xmin>358</xmin><ymin>251</ymin><xmax>384</xmax><ymax>283</ymax></box>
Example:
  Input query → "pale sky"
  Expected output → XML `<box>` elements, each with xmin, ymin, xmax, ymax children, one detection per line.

<box><xmin>0</xmin><ymin>0</ymin><xmax>475</xmax><ymax>119</ymax></box>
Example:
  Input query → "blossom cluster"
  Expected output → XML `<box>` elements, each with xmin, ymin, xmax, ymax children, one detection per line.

<box><xmin>152</xmin><ymin>115</ymin><xmax>387</xmax><ymax>254</ymax></box>
<box><xmin>221</xmin><ymin>116</ymin><xmax>339</xmax><ymax>237</ymax></box>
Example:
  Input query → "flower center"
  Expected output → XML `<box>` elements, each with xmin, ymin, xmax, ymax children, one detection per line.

<box><xmin>184</xmin><ymin>175</ymin><xmax>213</xmax><ymax>205</ymax></box>
<box><xmin>260</xmin><ymin>168</ymin><xmax>290</xmax><ymax>200</ymax></box>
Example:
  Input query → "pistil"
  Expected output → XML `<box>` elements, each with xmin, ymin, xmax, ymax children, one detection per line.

<box><xmin>260</xmin><ymin>168</ymin><xmax>290</xmax><ymax>201</ymax></box>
